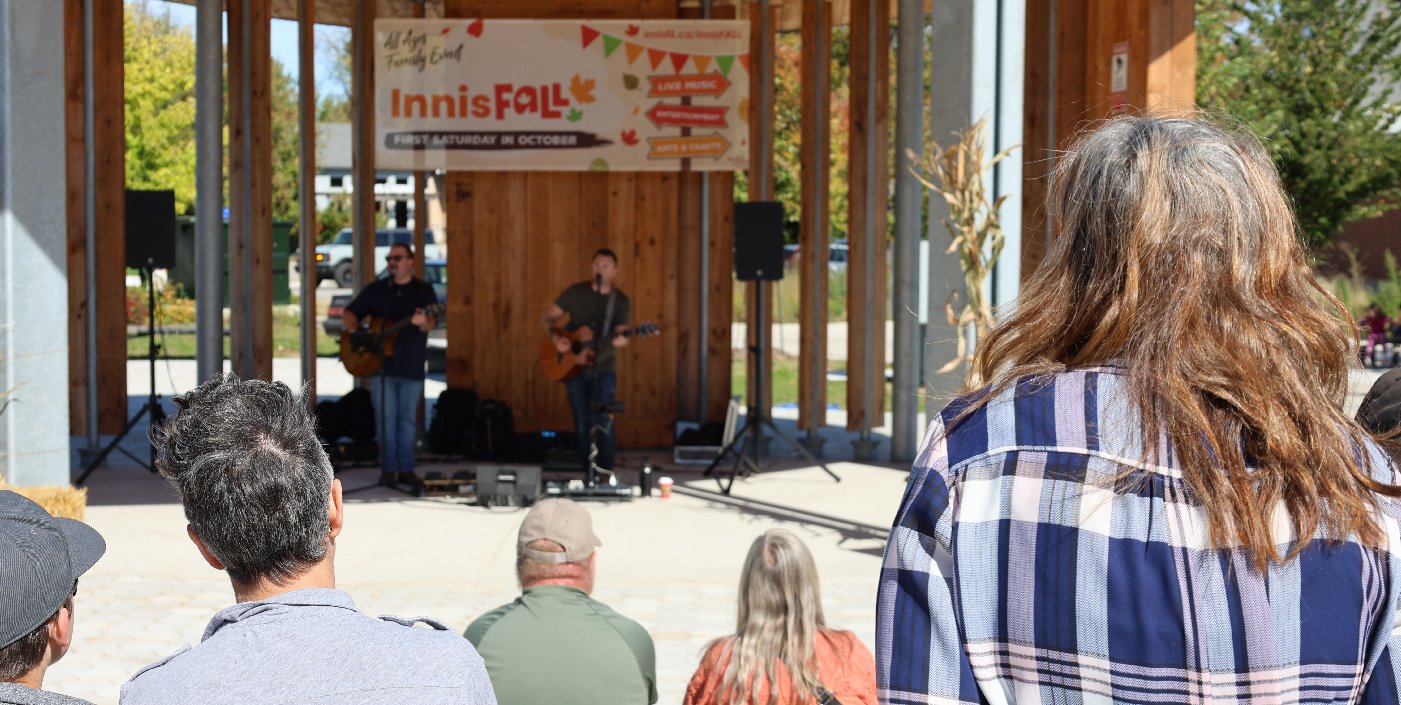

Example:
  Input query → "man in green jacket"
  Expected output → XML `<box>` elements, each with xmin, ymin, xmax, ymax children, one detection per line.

<box><xmin>466</xmin><ymin>499</ymin><xmax>656</xmax><ymax>705</ymax></box>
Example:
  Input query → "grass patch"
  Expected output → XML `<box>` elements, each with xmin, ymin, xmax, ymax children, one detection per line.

<box><xmin>732</xmin><ymin>269</ymin><xmax>848</xmax><ymax>323</ymax></box>
<box><xmin>730</xmin><ymin>354</ymin><xmax>928</xmax><ymax>413</ymax></box>
<box><xmin>129</xmin><ymin>311</ymin><xmax>340</xmax><ymax>359</ymax></box>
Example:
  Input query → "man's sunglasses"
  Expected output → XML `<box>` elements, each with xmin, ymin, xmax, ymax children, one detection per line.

<box><xmin>385</xmin><ymin>255</ymin><xmax>408</xmax><ymax>262</ymax></box>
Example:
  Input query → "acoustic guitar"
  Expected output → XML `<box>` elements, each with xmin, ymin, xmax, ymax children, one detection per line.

<box><xmin>538</xmin><ymin>322</ymin><xmax>661</xmax><ymax>382</ymax></box>
<box><xmin>339</xmin><ymin>303</ymin><xmax>445</xmax><ymax>378</ymax></box>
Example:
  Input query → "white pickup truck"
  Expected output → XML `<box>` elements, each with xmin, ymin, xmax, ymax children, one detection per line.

<box><xmin>314</xmin><ymin>227</ymin><xmax>444</xmax><ymax>287</ymax></box>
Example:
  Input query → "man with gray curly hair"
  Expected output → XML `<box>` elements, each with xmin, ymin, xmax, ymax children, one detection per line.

<box><xmin>120</xmin><ymin>375</ymin><xmax>496</xmax><ymax>705</ymax></box>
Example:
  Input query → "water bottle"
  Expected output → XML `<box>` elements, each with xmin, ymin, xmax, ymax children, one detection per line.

<box><xmin>640</xmin><ymin>460</ymin><xmax>654</xmax><ymax>497</ymax></box>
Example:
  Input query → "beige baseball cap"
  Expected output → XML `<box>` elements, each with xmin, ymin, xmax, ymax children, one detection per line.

<box><xmin>517</xmin><ymin>498</ymin><xmax>602</xmax><ymax>564</ymax></box>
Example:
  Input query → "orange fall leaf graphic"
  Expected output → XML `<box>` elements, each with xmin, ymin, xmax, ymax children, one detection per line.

<box><xmin>569</xmin><ymin>74</ymin><xmax>597</xmax><ymax>104</ymax></box>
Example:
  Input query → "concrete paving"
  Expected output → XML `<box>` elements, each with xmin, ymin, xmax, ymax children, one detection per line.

<box><xmin>47</xmin><ymin>354</ymin><xmax>1387</xmax><ymax>704</ymax></box>
<box><xmin>46</xmin><ymin>459</ymin><xmax>903</xmax><ymax>705</ymax></box>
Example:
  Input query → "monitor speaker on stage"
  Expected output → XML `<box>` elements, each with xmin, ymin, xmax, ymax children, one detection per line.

<box><xmin>733</xmin><ymin>201</ymin><xmax>784</xmax><ymax>281</ymax></box>
<box><xmin>125</xmin><ymin>189</ymin><xmax>177</xmax><ymax>270</ymax></box>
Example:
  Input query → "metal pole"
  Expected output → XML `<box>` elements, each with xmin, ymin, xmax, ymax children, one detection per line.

<box><xmin>298</xmin><ymin>0</ymin><xmax>316</xmax><ymax>403</ymax></box>
<box><xmin>196</xmin><ymin>0</ymin><xmax>223</xmax><ymax>383</ymax></box>
<box><xmin>861</xmin><ymin>0</ymin><xmax>878</xmax><ymax>443</ymax></box>
<box><xmin>82</xmin><ymin>0</ymin><xmax>98</xmax><ymax>445</ymax></box>
<box><xmin>805</xmin><ymin>1</ymin><xmax>828</xmax><ymax>441</ymax></box>
<box><xmin>891</xmin><ymin>0</ymin><xmax>925</xmax><ymax>463</ymax></box>
<box><xmin>698</xmin><ymin>0</ymin><xmax>713</xmax><ymax>422</ymax></box>
<box><xmin>994</xmin><ymin>0</ymin><xmax>1025</xmax><ymax>307</ymax></box>
<box><xmin>759</xmin><ymin>0</ymin><xmax>775</xmax><ymax>421</ymax></box>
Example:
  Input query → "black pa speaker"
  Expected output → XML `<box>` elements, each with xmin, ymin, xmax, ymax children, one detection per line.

<box><xmin>734</xmin><ymin>201</ymin><xmax>784</xmax><ymax>281</ymax></box>
<box><xmin>125</xmin><ymin>189</ymin><xmax>177</xmax><ymax>270</ymax></box>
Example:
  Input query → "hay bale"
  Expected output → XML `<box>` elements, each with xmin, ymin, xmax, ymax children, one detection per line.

<box><xmin>0</xmin><ymin>482</ymin><xmax>87</xmax><ymax>521</ymax></box>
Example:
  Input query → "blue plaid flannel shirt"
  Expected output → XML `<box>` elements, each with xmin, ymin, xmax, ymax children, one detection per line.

<box><xmin>877</xmin><ymin>366</ymin><xmax>1401</xmax><ymax>704</ymax></box>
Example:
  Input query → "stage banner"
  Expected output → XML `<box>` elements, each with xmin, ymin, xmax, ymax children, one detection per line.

<box><xmin>374</xmin><ymin>19</ymin><xmax>750</xmax><ymax>172</ymax></box>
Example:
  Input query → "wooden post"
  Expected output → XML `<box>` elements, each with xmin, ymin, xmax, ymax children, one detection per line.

<box><xmin>228</xmin><ymin>0</ymin><xmax>249</xmax><ymax>377</ymax></box>
<box><xmin>93</xmin><ymin>0</ymin><xmax>126</xmax><ymax>432</ymax></box>
<box><xmin>845</xmin><ymin>0</ymin><xmax>889</xmax><ymax>433</ymax></box>
<box><xmin>797</xmin><ymin>0</ymin><xmax>832</xmax><ymax>433</ymax></box>
<box><xmin>412</xmin><ymin>0</ymin><xmax>427</xmax><ymax>281</ymax></box>
<box><xmin>745</xmin><ymin>1</ymin><xmax>777</xmax><ymax>418</ymax></box>
<box><xmin>65</xmin><ymin>0</ymin><xmax>88</xmax><ymax>435</ymax></box>
<box><xmin>250</xmin><ymin>0</ymin><xmax>274</xmax><ymax>380</ymax></box>
<box><xmin>353</xmin><ymin>0</ymin><xmax>377</xmax><ymax>290</ymax></box>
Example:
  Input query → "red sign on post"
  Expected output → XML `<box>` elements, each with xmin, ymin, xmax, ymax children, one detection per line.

<box><xmin>645</xmin><ymin>103</ymin><xmax>729</xmax><ymax>129</ymax></box>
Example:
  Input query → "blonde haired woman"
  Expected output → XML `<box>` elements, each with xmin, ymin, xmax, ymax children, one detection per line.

<box><xmin>685</xmin><ymin>529</ymin><xmax>876</xmax><ymax>705</ymax></box>
<box><xmin>878</xmin><ymin>115</ymin><xmax>1401</xmax><ymax>703</ymax></box>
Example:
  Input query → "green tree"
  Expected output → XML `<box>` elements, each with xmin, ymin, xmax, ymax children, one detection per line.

<box><xmin>1197</xmin><ymin>1</ymin><xmax>1401</xmax><ymax>247</ymax></box>
<box><xmin>125</xmin><ymin>1</ymin><xmax>197</xmax><ymax>213</ymax></box>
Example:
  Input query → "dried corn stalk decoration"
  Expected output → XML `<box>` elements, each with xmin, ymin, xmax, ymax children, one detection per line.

<box><xmin>907</xmin><ymin>117</ymin><xmax>1017</xmax><ymax>376</ymax></box>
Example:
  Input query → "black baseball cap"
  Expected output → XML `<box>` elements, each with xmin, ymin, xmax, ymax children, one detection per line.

<box><xmin>1358</xmin><ymin>369</ymin><xmax>1401</xmax><ymax>438</ymax></box>
<box><xmin>0</xmin><ymin>491</ymin><xmax>105</xmax><ymax>649</ymax></box>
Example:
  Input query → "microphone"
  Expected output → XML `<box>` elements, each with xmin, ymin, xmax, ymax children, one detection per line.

<box><xmin>594</xmin><ymin>273</ymin><xmax>602</xmax><ymax>289</ymax></box>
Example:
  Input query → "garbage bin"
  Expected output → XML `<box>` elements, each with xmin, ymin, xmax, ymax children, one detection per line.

<box><xmin>173</xmin><ymin>217</ymin><xmax>292</xmax><ymax>305</ymax></box>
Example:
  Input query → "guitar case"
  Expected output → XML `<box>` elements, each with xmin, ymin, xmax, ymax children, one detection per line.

<box><xmin>428</xmin><ymin>388</ymin><xmax>478</xmax><ymax>456</ymax></box>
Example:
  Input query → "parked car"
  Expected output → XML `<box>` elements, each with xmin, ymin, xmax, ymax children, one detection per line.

<box><xmin>314</xmin><ymin>228</ymin><xmax>443</xmax><ymax>287</ymax></box>
<box><xmin>784</xmin><ymin>239</ymin><xmax>848</xmax><ymax>270</ymax></box>
<box><xmin>322</xmin><ymin>258</ymin><xmax>447</xmax><ymax>337</ymax></box>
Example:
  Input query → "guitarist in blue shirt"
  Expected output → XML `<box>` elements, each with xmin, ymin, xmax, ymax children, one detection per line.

<box><xmin>341</xmin><ymin>243</ymin><xmax>438</xmax><ymax>488</ymax></box>
<box><xmin>542</xmin><ymin>248</ymin><xmax>630</xmax><ymax>483</ymax></box>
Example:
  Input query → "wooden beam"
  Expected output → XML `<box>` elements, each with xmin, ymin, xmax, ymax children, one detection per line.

<box><xmin>745</xmin><ymin>1</ymin><xmax>777</xmax><ymax>414</ymax></box>
<box><xmin>250</xmin><ymin>0</ymin><xmax>274</xmax><ymax>380</ymax></box>
<box><xmin>228</xmin><ymin>0</ymin><xmax>250</xmax><ymax>377</ymax></box>
<box><xmin>1021</xmin><ymin>0</ymin><xmax>1054</xmax><ymax>278</ymax></box>
<box><xmin>413</xmin><ymin>0</ymin><xmax>427</xmax><ymax>280</ymax></box>
<box><xmin>94</xmin><ymin>0</ymin><xmax>126</xmax><ymax>433</ymax></box>
<box><xmin>353</xmin><ymin>0</ymin><xmax>377</xmax><ymax>289</ymax></box>
<box><xmin>65</xmin><ymin>0</ymin><xmax>87</xmax><ymax>435</ymax></box>
<box><xmin>797</xmin><ymin>0</ymin><xmax>831</xmax><ymax>431</ymax></box>
<box><xmin>845</xmin><ymin>0</ymin><xmax>889</xmax><ymax>431</ymax></box>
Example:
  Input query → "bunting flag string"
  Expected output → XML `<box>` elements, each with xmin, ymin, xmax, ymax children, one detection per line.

<box><xmin>580</xmin><ymin>23</ymin><xmax>741</xmax><ymax>68</ymax></box>
<box><xmin>603</xmin><ymin>34</ymin><xmax>623</xmax><ymax>58</ymax></box>
<box><xmin>647</xmin><ymin>47</ymin><xmax>667</xmax><ymax>70</ymax></box>
<box><xmin>581</xmin><ymin>25</ymin><xmax>601</xmax><ymax>49</ymax></box>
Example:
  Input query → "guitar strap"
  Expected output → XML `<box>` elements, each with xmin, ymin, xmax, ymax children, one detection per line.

<box><xmin>599</xmin><ymin>289</ymin><xmax>619</xmax><ymax>360</ymax></box>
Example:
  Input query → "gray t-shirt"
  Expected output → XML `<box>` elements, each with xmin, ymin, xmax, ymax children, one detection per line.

<box><xmin>0</xmin><ymin>683</ymin><xmax>93</xmax><ymax>705</ymax></box>
<box><xmin>120</xmin><ymin>588</ymin><xmax>496</xmax><ymax>705</ymax></box>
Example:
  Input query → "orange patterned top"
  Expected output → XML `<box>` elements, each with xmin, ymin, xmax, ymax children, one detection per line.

<box><xmin>683</xmin><ymin>629</ymin><xmax>878</xmax><ymax>705</ymax></box>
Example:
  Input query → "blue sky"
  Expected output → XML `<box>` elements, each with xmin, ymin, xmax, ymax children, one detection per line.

<box><xmin>152</xmin><ymin>0</ymin><xmax>349</xmax><ymax>95</ymax></box>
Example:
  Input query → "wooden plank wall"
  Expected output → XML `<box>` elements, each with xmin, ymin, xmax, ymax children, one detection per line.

<box><xmin>64</xmin><ymin>0</ymin><xmax>127</xmax><ymax>434</ymax></box>
<box><xmin>844</xmin><ymin>0</ymin><xmax>889</xmax><ymax>431</ymax></box>
<box><xmin>1020</xmin><ymin>0</ymin><xmax>1196</xmax><ymax>277</ymax></box>
<box><xmin>442</xmin><ymin>0</ymin><xmax>731</xmax><ymax>447</ymax></box>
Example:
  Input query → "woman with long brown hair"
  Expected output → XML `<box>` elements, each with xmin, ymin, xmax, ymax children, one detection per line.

<box><xmin>685</xmin><ymin>529</ymin><xmax>876</xmax><ymax>705</ymax></box>
<box><xmin>877</xmin><ymin>115</ymin><xmax>1401</xmax><ymax>704</ymax></box>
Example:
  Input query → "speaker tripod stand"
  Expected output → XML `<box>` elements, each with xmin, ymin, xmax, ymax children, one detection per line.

<box><xmin>76</xmin><ymin>263</ymin><xmax>165</xmax><ymax>485</ymax></box>
<box><xmin>703</xmin><ymin>277</ymin><xmax>840</xmax><ymax>494</ymax></box>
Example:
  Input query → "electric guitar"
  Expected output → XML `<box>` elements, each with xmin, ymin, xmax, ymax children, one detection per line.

<box><xmin>339</xmin><ymin>303</ymin><xmax>445</xmax><ymax>378</ymax></box>
<box><xmin>538</xmin><ymin>322</ymin><xmax>661</xmax><ymax>382</ymax></box>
